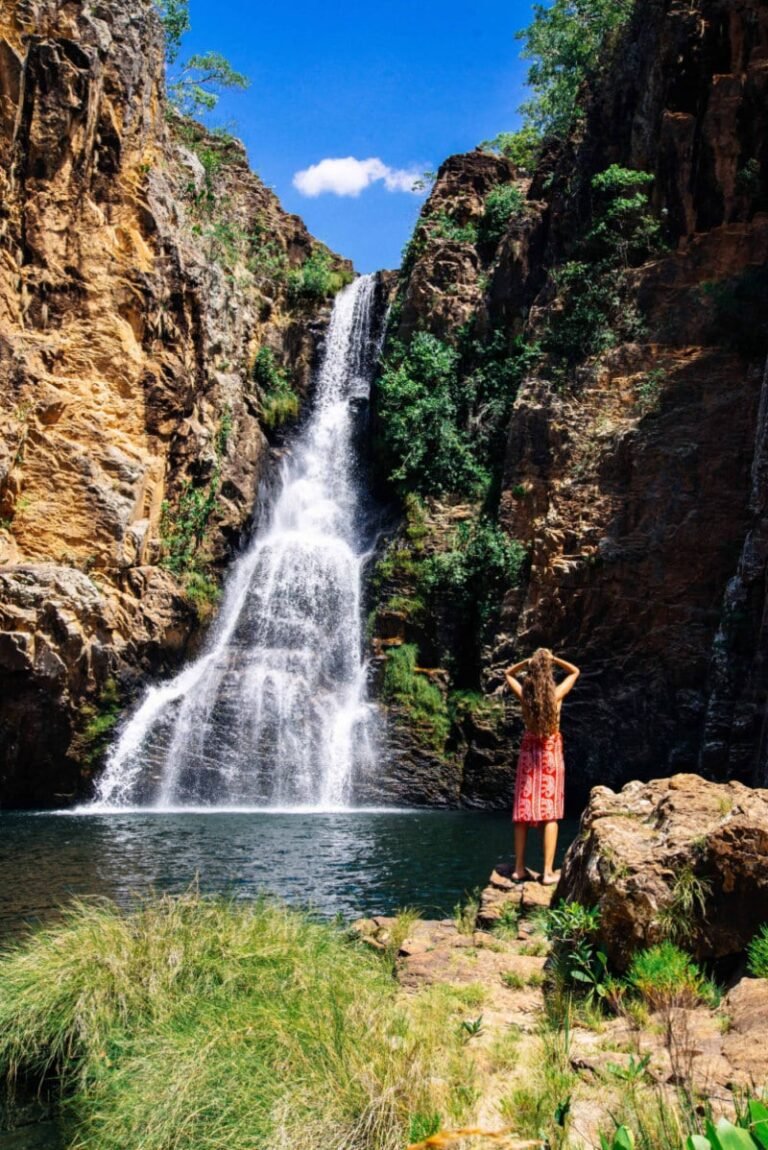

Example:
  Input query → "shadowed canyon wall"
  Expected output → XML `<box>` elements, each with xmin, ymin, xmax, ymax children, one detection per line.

<box><xmin>366</xmin><ymin>0</ymin><xmax>768</xmax><ymax>808</ymax></box>
<box><xmin>0</xmin><ymin>0</ymin><xmax>350</xmax><ymax>806</ymax></box>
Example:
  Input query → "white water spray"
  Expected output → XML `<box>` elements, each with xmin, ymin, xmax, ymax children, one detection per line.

<box><xmin>93</xmin><ymin>276</ymin><xmax>379</xmax><ymax>809</ymax></box>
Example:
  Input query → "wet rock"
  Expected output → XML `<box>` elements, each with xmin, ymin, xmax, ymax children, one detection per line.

<box><xmin>557</xmin><ymin>774</ymin><xmax>768</xmax><ymax>969</ymax></box>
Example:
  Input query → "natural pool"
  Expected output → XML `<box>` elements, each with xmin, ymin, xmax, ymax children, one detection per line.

<box><xmin>0</xmin><ymin>810</ymin><xmax>578</xmax><ymax>939</ymax></box>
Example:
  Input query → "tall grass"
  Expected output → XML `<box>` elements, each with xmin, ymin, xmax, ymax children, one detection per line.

<box><xmin>0</xmin><ymin>893</ymin><xmax>471</xmax><ymax>1150</ymax></box>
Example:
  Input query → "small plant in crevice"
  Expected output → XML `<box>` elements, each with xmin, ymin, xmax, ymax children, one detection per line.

<box><xmin>453</xmin><ymin>888</ymin><xmax>481</xmax><ymax>935</ymax></box>
<box><xmin>634</xmin><ymin>368</ymin><xmax>666</xmax><ymax>415</ymax></box>
<box><xmin>656</xmin><ymin>864</ymin><xmax>711</xmax><ymax>946</ymax></box>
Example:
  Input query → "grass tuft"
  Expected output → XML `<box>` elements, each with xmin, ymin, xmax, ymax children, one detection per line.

<box><xmin>0</xmin><ymin>892</ymin><xmax>471</xmax><ymax>1150</ymax></box>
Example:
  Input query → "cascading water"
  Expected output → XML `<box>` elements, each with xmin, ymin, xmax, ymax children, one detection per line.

<box><xmin>93</xmin><ymin>275</ymin><xmax>380</xmax><ymax>809</ymax></box>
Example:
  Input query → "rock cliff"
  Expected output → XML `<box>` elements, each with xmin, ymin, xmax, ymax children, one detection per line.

<box><xmin>0</xmin><ymin>0</ymin><xmax>350</xmax><ymax>806</ymax></box>
<box><xmin>369</xmin><ymin>0</ymin><xmax>768</xmax><ymax>807</ymax></box>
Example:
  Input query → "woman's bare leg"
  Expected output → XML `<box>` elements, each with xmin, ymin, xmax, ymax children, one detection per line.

<box><xmin>512</xmin><ymin>822</ymin><xmax>528</xmax><ymax>879</ymax></box>
<box><xmin>542</xmin><ymin>820</ymin><xmax>559</xmax><ymax>884</ymax></box>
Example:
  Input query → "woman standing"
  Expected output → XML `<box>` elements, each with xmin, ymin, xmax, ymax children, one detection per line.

<box><xmin>505</xmin><ymin>648</ymin><xmax>580</xmax><ymax>885</ymax></box>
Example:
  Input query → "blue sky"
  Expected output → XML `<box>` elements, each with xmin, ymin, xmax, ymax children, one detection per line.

<box><xmin>182</xmin><ymin>1</ymin><xmax>532</xmax><ymax>272</ymax></box>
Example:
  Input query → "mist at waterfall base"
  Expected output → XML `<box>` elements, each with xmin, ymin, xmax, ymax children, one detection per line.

<box><xmin>95</xmin><ymin>276</ymin><xmax>380</xmax><ymax>811</ymax></box>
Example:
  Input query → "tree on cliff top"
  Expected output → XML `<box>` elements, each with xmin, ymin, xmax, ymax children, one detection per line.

<box><xmin>155</xmin><ymin>0</ymin><xmax>249</xmax><ymax>118</ymax></box>
<box><xmin>482</xmin><ymin>0</ymin><xmax>634</xmax><ymax>167</ymax></box>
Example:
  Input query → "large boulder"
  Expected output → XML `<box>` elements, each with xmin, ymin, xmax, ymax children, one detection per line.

<box><xmin>556</xmin><ymin>774</ymin><xmax>768</xmax><ymax>970</ymax></box>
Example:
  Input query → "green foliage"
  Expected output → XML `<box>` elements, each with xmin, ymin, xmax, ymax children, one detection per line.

<box><xmin>634</xmin><ymin>368</ymin><xmax>666</xmax><ymax>415</ymax></box>
<box><xmin>0</xmin><ymin>893</ymin><xmax>472</xmax><ymax>1150</ymax></box>
<box><xmin>492</xmin><ymin>902</ymin><xmax>520</xmax><ymax>940</ymax></box>
<box><xmin>545</xmin><ymin>902</ymin><xmax>609</xmax><ymax>1004</ymax></box>
<box><xmin>381</xmin><ymin>644</ymin><xmax>452</xmax><ymax>749</ymax></box>
<box><xmin>657</xmin><ymin>864</ymin><xmax>711</xmax><ymax>945</ymax></box>
<box><xmin>479</xmin><ymin>125</ymin><xmax>542</xmax><ymax>173</ymax></box>
<box><xmin>684</xmin><ymin>1104</ymin><xmax>768</xmax><ymax>1150</ymax></box>
<box><xmin>252</xmin><ymin>347</ymin><xmax>300</xmax><ymax>430</ymax></box>
<box><xmin>427</xmin><ymin>212</ymin><xmax>479</xmax><ymax>245</ymax></box>
<box><xmin>377</xmin><ymin>333</ymin><xmax>487</xmax><ymax>498</ymax></box>
<box><xmin>288</xmin><ymin>248</ymin><xmax>353</xmax><ymax>303</ymax></box>
<box><xmin>72</xmin><ymin>679</ymin><xmax>121</xmax><ymax>768</ymax></box>
<box><xmin>600</xmin><ymin>1127</ymin><xmax>636</xmax><ymax>1150</ymax></box>
<box><xmin>517</xmin><ymin>0</ymin><xmax>634</xmax><ymax>140</ymax></box>
<box><xmin>381</xmin><ymin>643</ymin><xmax>450</xmax><ymax>750</ymax></box>
<box><xmin>735</xmin><ymin>158</ymin><xmax>762</xmax><ymax>198</ymax></box>
<box><xmin>747</xmin><ymin>924</ymin><xmax>768</xmax><ymax>979</ymax></box>
<box><xmin>409</xmin><ymin>1112</ymin><xmax>442</xmax><ymax>1143</ymax></box>
<box><xmin>154</xmin><ymin>0</ymin><xmax>190</xmax><ymax>64</ymax></box>
<box><xmin>588</xmin><ymin>166</ymin><xmax>663</xmax><ymax>266</ymax></box>
<box><xmin>544</xmin><ymin>166</ymin><xmax>663</xmax><ymax>369</ymax></box>
<box><xmin>419</xmin><ymin>518</ymin><xmax>526</xmax><ymax>635</ymax></box>
<box><xmin>453</xmin><ymin>888</ymin><xmax>481</xmax><ymax>935</ymax></box>
<box><xmin>169</xmin><ymin>51</ymin><xmax>249</xmax><ymax>118</ymax></box>
<box><xmin>478</xmin><ymin>183</ymin><xmax>526</xmax><ymax>245</ymax></box>
<box><xmin>160</xmin><ymin>474</ymin><xmax>219</xmax><ymax>577</ymax></box>
<box><xmin>377</xmin><ymin>330</ymin><xmax>537</xmax><ymax>500</ymax></box>
<box><xmin>627</xmin><ymin>942</ymin><xmax>716</xmax><ymax>1011</ymax></box>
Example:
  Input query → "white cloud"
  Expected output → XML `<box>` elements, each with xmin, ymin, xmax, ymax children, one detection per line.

<box><xmin>292</xmin><ymin>156</ymin><xmax>423</xmax><ymax>198</ymax></box>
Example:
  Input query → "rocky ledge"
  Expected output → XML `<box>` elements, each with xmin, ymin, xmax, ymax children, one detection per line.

<box><xmin>557</xmin><ymin>773</ymin><xmax>768</xmax><ymax>970</ymax></box>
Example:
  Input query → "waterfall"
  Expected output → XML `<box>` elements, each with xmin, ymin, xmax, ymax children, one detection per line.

<box><xmin>93</xmin><ymin>275</ymin><xmax>380</xmax><ymax>810</ymax></box>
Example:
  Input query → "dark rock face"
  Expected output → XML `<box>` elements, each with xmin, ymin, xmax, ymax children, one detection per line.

<box><xmin>371</xmin><ymin>0</ymin><xmax>768</xmax><ymax>806</ymax></box>
<box><xmin>0</xmin><ymin>0</ymin><xmax>347</xmax><ymax>806</ymax></box>
<box><xmin>494</xmin><ymin>0</ymin><xmax>768</xmax><ymax>801</ymax></box>
<box><xmin>557</xmin><ymin>774</ymin><xmax>768</xmax><ymax>970</ymax></box>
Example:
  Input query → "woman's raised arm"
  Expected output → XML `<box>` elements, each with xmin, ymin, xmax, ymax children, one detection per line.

<box><xmin>504</xmin><ymin>659</ymin><xmax>529</xmax><ymax>700</ymax></box>
<box><xmin>553</xmin><ymin>655</ymin><xmax>580</xmax><ymax>701</ymax></box>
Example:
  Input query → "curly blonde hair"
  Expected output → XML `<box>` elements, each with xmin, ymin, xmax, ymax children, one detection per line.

<box><xmin>521</xmin><ymin>648</ymin><xmax>559</xmax><ymax>736</ymax></box>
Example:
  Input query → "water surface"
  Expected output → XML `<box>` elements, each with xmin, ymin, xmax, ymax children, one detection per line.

<box><xmin>0</xmin><ymin>811</ymin><xmax>576</xmax><ymax>940</ymax></box>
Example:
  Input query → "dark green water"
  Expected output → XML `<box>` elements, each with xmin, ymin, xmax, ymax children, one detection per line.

<box><xmin>0</xmin><ymin>811</ymin><xmax>577</xmax><ymax>940</ymax></box>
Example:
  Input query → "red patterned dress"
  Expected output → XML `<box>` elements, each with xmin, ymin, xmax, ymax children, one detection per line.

<box><xmin>513</xmin><ymin>730</ymin><xmax>565</xmax><ymax>823</ymax></box>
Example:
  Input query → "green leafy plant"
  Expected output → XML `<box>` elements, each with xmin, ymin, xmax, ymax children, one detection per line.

<box><xmin>627</xmin><ymin>942</ymin><xmax>716</xmax><ymax>1011</ymax></box>
<box><xmin>419</xmin><ymin>518</ymin><xmax>526</xmax><ymax>637</ymax></box>
<box><xmin>685</xmin><ymin>1103</ymin><xmax>768</xmax><ymax>1149</ymax></box>
<box><xmin>747</xmin><ymin>924</ymin><xmax>768</xmax><ymax>979</ymax></box>
<box><xmin>600</xmin><ymin>1126</ymin><xmax>636</xmax><ymax>1150</ymax></box>
<box><xmin>492</xmin><ymin>902</ymin><xmax>520</xmax><ymax>940</ymax></box>
<box><xmin>517</xmin><ymin>0</ymin><xmax>634</xmax><ymax>140</ymax></box>
<box><xmin>287</xmin><ymin>248</ymin><xmax>353</xmax><ymax>302</ymax></box>
<box><xmin>72</xmin><ymin>679</ymin><xmax>122</xmax><ymax>769</ymax></box>
<box><xmin>478</xmin><ymin>184</ymin><xmax>526</xmax><ymax>245</ymax></box>
<box><xmin>544</xmin><ymin>167</ymin><xmax>663</xmax><ymax>369</ymax></box>
<box><xmin>252</xmin><ymin>347</ymin><xmax>300</xmax><ymax>430</ymax></box>
<box><xmin>458</xmin><ymin>1014</ymin><xmax>484</xmax><ymax>1040</ymax></box>
<box><xmin>479</xmin><ymin>125</ymin><xmax>542</xmax><ymax>173</ymax></box>
<box><xmin>381</xmin><ymin>643</ymin><xmax>450</xmax><ymax>750</ymax></box>
<box><xmin>453</xmin><ymin>888</ymin><xmax>481</xmax><ymax>935</ymax></box>
<box><xmin>545</xmin><ymin>902</ymin><xmax>610</xmax><ymax>1004</ymax></box>
<box><xmin>155</xmin><ymin>0</ymin><xmax>249</xmax><ymax>116</ymax></box>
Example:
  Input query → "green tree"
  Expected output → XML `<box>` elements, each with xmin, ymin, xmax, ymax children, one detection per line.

<box><xmin>376</xmin><ymin>333</ymin><xmax>489</xmax><ymax>498</ymax></box>
<box><xmin>480</xmin><ymin>0</ymin><xmax>634</xmax><ymax>164</ymax></box>
<box><xmin>518</xmin><ymin>0</ymin><xmax>634</xmax><ymax>140</ymax></box>
<box><xmin>169</xmin><ymin>52</ymin><xmax>249</xmax><ymax>118</ymax></box>
<box><xmin>154</xmin><ymin>0</ymin><xmax>249</xmax><ymax>117</ymax></box>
